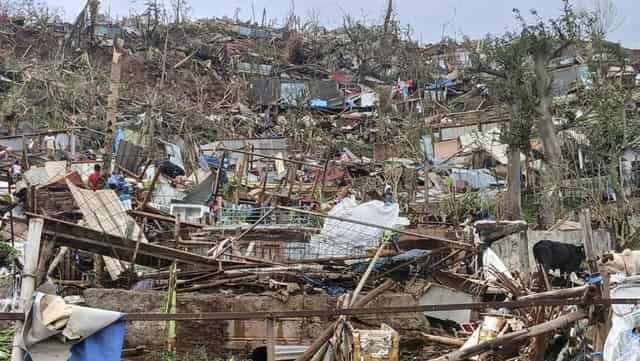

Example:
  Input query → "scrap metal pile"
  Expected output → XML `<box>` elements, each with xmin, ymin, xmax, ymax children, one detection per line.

<box><xmin>1</xmin><ymin>3</ymin><xmax>640</xmax><ymax>361</ymax></box>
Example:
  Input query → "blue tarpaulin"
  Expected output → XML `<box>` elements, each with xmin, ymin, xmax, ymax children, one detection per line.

<box><xmin>299</xmin><ymin>275</ymin><xmax>346</xmax><ymax>296</ymax></box>
<box><xmin>352</xmin><ymin>249</ymin><xmax>432</xmax><ymax>273</ymax></box>
<box><xmin>425</xmin><ymin>79</ymin><xmax>455</xmax><ymax>91</ymax></box>
<box><xmin>450</xmin><ymin>168</ymin><xmax>499</xmax><ymax>189</ymax></box>
<box><xmin>114</xmin><ymin>128</ymin><xmax>124</xmax><ymax>155</ymax></box>
<box><xmin>200</xmin><ymin>154</ymin><xmax>221</xmax><ymax>169</ymax></box>
<box><xmin>69</xmin><ymin>315</ymin><xmax>126</xmax><ymax>361</ymax></box>
<box><xmin>309</xmin><ymin>99</ymin><xmax>328</xmax><ymax>108</ymax></box>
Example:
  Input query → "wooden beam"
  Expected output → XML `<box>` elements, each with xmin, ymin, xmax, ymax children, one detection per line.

<box><xmin>421</xmin><ymin>333</ymin><xmax>465</xmax><ymax>347</ymax></box>
<box><xmin>11</xmin><ymin>218</ymin><xmax>43</xmax><ymax>361</ymax></box>
<box><xmin>25</xmin><ymin>214</ymin><xmax>243</xmax><ymax>269</ymax></box>
<box><xmin>0</xmin><ymin>299</ymin><xmax>640</xmax><ymax>322</ymax></box>
<box><xmin>430</xmin><ymin>311</ymin><xmax>587</xmax><ymax>361</ymax></box>
<box><xmin>137</xmin><ymin>169</ymin><xmax>161</xmax><ymax>211</ymax></box>
<box><xmin>129</xmin><ymin>209</ymin><xmax>205</xmax><ymax>228</ymax></box>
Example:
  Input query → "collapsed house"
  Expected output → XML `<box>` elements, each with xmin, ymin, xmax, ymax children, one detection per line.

<box><xmin>1</xmin><ymin>2</ymin><xmax>640</xmax><ymax>361</ymax></box>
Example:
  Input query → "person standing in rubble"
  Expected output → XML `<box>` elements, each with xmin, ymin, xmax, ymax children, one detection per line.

<box><xmin>88</xmin><ymin>164</ymin><xmax>102</xmax><ymax>190</ymax></box>
<box><xmin>43</xmin><ymin>130</ymin><xmax>56</xmax><ymax>160</ymax></box>
<box><xmin>11</xmin><ymin>160</ymin><xmax>21</xmax><ymax>182</ymax></box>
<box><xmin>208</xmin><ymin>196</ymin><xmax>224</xmax><ymax>224</ymax></box>
<box><xmin>384</xmin><ymin>184</ymin><xmax>393</xmax><ymax>205</ymax></box>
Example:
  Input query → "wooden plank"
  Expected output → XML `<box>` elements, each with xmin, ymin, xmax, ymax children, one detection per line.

<box><xmin>10</xmin><ymin>218</ymin><xmax>43</xmax><ymax>361</ymax></box>
<box><xmin>266</xmin><ymin>318</ymin><xmax>275</xmax><ymax>361</ymax></box>
<box><xmin>0</xmin><ymin>298</ymin><xmax>639</xmax><ymax>322</ymax></box>
<box><xmin>580</xmin><ymin>209</ymin><xmax>597</xmax><ymax>273</ymax></box>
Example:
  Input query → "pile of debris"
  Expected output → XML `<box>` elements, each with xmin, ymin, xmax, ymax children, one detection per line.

<box><xmin>1</xmin><ymin>1</ymin><xmax>640</xmax><ymax>361</ymax></box>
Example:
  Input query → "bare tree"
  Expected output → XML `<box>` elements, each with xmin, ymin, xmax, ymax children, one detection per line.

<box><xmin>383</xmin><ymin>0</ymin><xmax>393</xmax><ymax>34</ymax></box>
<box><xmin>468</xmin><ymin>34</ymin><xmax>536</xmax><ymax>221</ymax></box>
<box><xmin>514</xmin><ymin>0</ymin><xmax>591</xmax><ymax>227</ymax></box>
<box><xmin>588</xmin><ymin>0</ymin><xmax>623</xmax><ymax>41</ymax></box>
<box><xmin>171</xmin><ymin>0</ymin><xmax>190</xmax><ymax>24</ymax></box>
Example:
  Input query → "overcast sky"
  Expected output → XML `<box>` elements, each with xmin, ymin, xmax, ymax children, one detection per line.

<box><xmin>46</xmin><ymin>0</ymin><xmax>638</xmax><ymax>48</ymax></box>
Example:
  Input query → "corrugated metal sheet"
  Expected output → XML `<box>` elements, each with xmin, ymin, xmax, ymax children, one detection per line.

<box><xmin>251</xmin><ymin>80</ymin><xmax>340</xmax><ymax>106</ymax></box>
<box><xmin>202</xmin><ymin>138</ymin><xmax>288</xmax><ymax>166</ymax></box>
<box><xmin>116</xmin><ymin>140</ymin><xmax>145</xmax><ymax>174</ymax></box>
<box><xmin>231</xmin><ymin>25</ymin><xmax>287</xmax><ymax>40</ymax></box>
<box><xmin>237</xmin><ymin>62</ymin><xmax>272</xmax><ymax>76</ymax></box>
<box><xmin>275</xmin><ymin>345</ymin><xmax>309</xmax><ymax>361</ymax></box>
<box><xmin>68</xmin><ymin>181</ymin><xmax>147</xmax><ymax>280</ymax></box>
<box><xmin>0</xmin><ymin>137</ymin><xmax>27</xmax><ymax>152</ymax></box>
<box><xmin>280</xmin><ymin>82</ymin><xmax>306</xmax><ymax>106</ymax></box>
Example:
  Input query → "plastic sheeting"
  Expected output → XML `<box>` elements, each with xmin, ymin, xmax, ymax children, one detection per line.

<box><xmin>482</xmin><ymin>248</ymin><xmax>513</xmax><ymax>282</ymax></box>
<box><xmin>309</xmin><ymin>196</ymin><xmax>404</xmax><ymax>257</ymax></box>
<box><xmin>604</xmin><ymin>284</ymin><xmax>640</xmax><ymax>361</ymax></box>
<box><xmin>352</xmin><ymin>249</ymin><xmax>432</xmax><ymax>273</ymax></box>
<box><xmin>20</xmin><ymin>292</ymin><xmax>125</xmax><ymax>361</ymax></box>
<box><xmin>450</xmin><ymin>168</ymin><xmax>499</xmax><ymax>189</ymax></box>
<box><xmin>113</xmin><ymin>128</ymin><xmax>124</xmax><ymax>155</ymax></box>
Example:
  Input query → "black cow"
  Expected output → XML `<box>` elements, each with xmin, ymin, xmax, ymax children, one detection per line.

<box><xmin>532</xmin><ymin>240</ymin><xmax>585</xmax><ymax>275</ymax></box>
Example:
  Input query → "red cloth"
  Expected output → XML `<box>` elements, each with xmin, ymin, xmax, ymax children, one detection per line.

<box><xmin>88</xmin><ymin>172</ymin><xmax>100</xmax><ymax>190</ymax></box>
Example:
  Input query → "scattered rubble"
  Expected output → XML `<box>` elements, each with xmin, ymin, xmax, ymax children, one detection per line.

<box><xmin>1</xmin><ymin>1</ymin><xmax>640</xmax><ymax>361</ymax></box>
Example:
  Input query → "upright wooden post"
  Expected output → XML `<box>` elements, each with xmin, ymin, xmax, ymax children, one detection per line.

<box><xmin>174</xmin><ymin>214</ymin><xmax>181</xmax><ymax>249</ymax></box>
<box><xmin>579</xmin><ymin>209</ymin><xmax>596</xmax><ymax>273</ymax></box>
<box><xmin>211</xmin><ymin>151</ymin><xmax>226</xmax><ymax>201</ymax></box>
<box><xmin>103</xmin><ymin>42</ymin><xmax>123</xmax><ymax>174</ymax></box>
<box><xmin>21</xmin><ymin>135</ymin><xmax>29</xmax><ymax>169</ymax></box>
<box><xmin>320</xmin><ymin>160</ymin><xmax>329</xmax><ymax>202</ymax></box>
<box><xmin>266</xmin><ymin>318</ymin><xmax>276</xmax><ymax>361</ymax></box>
<box><xmin>580</xmin><ymin>208</ymin><xmax>606</xmax><ymax>360</ymax></box>
<box><xmin>137</xmin><ymin>169</ymin><xmax>161</xmax><ymax>211</ymax></box>
<box><xmin>519</xmin><ymin>230</ymin><xmax>530</xmax><ymax>277</ymax></box>
<box><xmin>10</xmin><ymin>218</ymin><xmax>44</xmax><ymax>361</ymax></box>
<box><xmin>424</xmin><ymin>156</ymin><xmax>430</xmax><ymax>209</ymax></box>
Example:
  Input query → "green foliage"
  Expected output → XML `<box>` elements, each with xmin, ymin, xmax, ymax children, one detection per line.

<box><xmin>513</xmin><ymin>0</ymin><xmax>592</xmax><ymax>59</ymax></box>
<box><xmin>434</xmin><ymin>191</ymin><xmax>497</xmax><ymax>223</ymax></box>
<box><xmin>221</xmin><ymin>178</ymin><xmax>238</xmax><ymax>200</ymax></box>
<box><xmin>335</xmin><ymin>139</ymin><xmax>372</xmax><ymax>158</ymax></box>
<box><xmin>0</xmin><ymin>327</ymin><xmax>14</xmax><ymax>361</ymax></box>
<box><xmin>579</xmin><ymin>81</ymin><xmax>637</xmax><ymax>160</ymax></box>
<box><xmin>467</xmin><ymin>34</ymin><xmax>537</xmax><ymax>151</ymax></box>
<box><xmin>0</xmin><ymin>242</ymin><xmax>19</xmax><ymax>267</ymax></box>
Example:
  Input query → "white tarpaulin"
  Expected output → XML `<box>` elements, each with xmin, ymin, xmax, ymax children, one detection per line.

<box><xmin>308</xmin><ymin>196</ymin><xmax>405</xmax><ymax>257</ymax></box>
<box><xmin>482</xmin><ymin>248</ymin><xmax>513</xmax><ymax>282</ymax></box>
<box><xmin>604</xmin><ymin>284</ymin><xmax>640</xmax><ymax>361</ymax></box>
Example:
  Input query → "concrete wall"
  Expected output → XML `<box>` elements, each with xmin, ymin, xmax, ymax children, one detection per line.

<box><xmin>83</xmin><ymin>289</ymin><xmax>429</xmax><ymax>359</ymax></box>
<box><xmin>490</xmin><ymin>229</ymin><xmax>612</xmax><ymax>273</ymax></box>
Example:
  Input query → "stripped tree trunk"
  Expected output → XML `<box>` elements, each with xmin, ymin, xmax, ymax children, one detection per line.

<box><xmin>534</xmin><ymin>53</ymin><xmax>563</xmax><ymax>228</ymax></box>
<box><xmin>506</xmin><ymin>146</ymin><xmax>523</xmax><ymax>220</ymax></box>
<box><xmin>383</xmin><ymin>0</ymin><xmax>393</xmax><ymax>34</ymax></box>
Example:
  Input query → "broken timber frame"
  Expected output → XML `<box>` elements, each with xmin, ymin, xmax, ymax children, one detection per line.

<box><xmin>212</xmin><ymin>147</ymin><xmax>324</xmax><ymax>169</ymax></box>
<box><xmin>430</xmin><ymin>311</ymin><xmax>587</xmax><ymax>361</ymax></box>
<box><xmin>22</xmin><ymin>213</ymin><xmax>245</xmax><ymax>269</ymax></box>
